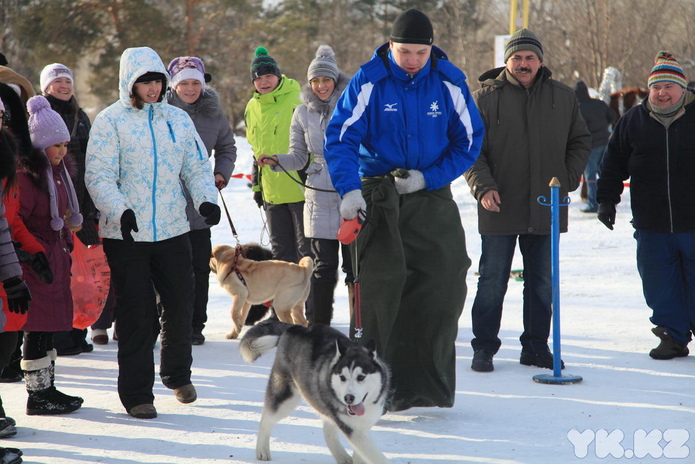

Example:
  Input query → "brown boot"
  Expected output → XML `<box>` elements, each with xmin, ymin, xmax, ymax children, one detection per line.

<box><xmin>649</xmin><ymin>327</ymin><xmax>689</xmax><ymax>360</ymax></box>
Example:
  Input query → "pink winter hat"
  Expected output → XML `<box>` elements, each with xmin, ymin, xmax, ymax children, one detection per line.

<box><xmin>27</xmin><ymin>95</ymin><xmax>70</xmax><ymax>150</ymax></box>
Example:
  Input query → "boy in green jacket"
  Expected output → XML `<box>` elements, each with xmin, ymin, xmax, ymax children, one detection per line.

<box><xmin>245</xmin><ymin>46</ymin><xmax>311</xmax><ymax>264</ymax></box>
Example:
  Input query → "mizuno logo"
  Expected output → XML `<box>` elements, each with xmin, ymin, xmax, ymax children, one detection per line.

<box><xmin>384</xmin><ymin>103</ymin><xmax>398</xmax><ymax>112</ymax></box>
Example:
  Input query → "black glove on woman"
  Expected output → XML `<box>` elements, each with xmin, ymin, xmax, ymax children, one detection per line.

<box><xmin>31</xmin><ymin>251</ymin><xmax>54</xmax><ymax>284</ymax></box>
<box><xmin>120</xmin><ymin>209</ymin><xmax>139</xmax><ymax>243</ymax></box>
<box><xmin>3</xmin><ymin>276</ymin><xmax>31</xmax><ymax>314</ymax></box>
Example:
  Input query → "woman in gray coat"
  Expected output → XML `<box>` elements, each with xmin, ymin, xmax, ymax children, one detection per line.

<box><xmin>258</xmin><ymin>45</ymin><xmax>352</xmax><ymax>325</ymax></box>
<box><xmin>167</xmin><ymin>56</ymin><xmax>236</xmax><ymax>344</ymax></box>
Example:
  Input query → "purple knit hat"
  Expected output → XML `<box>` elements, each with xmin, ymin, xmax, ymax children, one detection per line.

<box><xmin>26</xmin><ymin>95</ymin><xmax>82</xmax><ymax>231</ymax></box>
<box><xmin>27</xmin><ymin>95</ymin><xmax>70</xmax><ymax>150</ymax></box>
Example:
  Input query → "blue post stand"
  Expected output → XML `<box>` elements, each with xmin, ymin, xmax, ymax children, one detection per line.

<box><xmin>533</xmin><ymin>177</ymin><xmax>583</xmax><ymax>385</ymax></box>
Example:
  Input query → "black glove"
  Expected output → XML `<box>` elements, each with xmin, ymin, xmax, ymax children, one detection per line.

<box><xmin>199</xmin><ymin>202</ymin><xmax>221</xmax><ymax>226</ymax></box>
<box><xmin>3</xmin><ymin>276</ymin><xmax>31</xmax><ymax>314</ymax></box>
<box><xmin>253</xmin><ymin>191</ymin><xmax>264</xmax><ymax>209</ymax></box>
<box><xmin>12</xmin><ymin>241</ymin><xmax>32</xmax><ymax>264</ymax></box>
<box><xmin>597</xmin><ymin>202</ymin><xmax>616</xmax><ymax>230</ymax></box>
<box><xmin>31</xmin><ymin>251</ymin><xmax>54</xmax><ymax>284</ymax></box>
<box><xmin>120</xmin><ymin>209</ymin><xmax>139</xmax><ymax>244</ymax></box>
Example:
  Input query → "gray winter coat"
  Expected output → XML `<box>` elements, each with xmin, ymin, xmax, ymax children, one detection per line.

<box><xmin>273</xmin><ymin>72</ymin><xmax>350</xmax><ymax>239</ymax></box>
<box><xmin>169</xmin><ymin>88</ymin><xmax>237</xmax><ymax>230</ymax></box>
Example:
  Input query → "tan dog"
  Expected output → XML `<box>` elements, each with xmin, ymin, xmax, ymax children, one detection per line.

<box><xmin>210</xmin><ymin>245</ymin><xmax>312</xmax><ymax>339</ymax></box>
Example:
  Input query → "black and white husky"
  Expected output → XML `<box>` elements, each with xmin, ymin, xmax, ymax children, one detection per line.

<box><xmin>239</xmin><ymin>321</ymin><xmax>391</xmax><ymax>464</ymax></box>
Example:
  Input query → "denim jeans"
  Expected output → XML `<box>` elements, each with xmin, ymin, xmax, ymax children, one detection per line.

<box><xmin>636</xmin><ymin>230</ymin><xmax>695</xmax><ymax>346</ymax></box>
<box><xmin>471</xmin><ymin>234</ymin><xmax>552</xmax><ymax>354</ymax></box>
<box><xmin>584</xmin><ymin>145</ymin><xmax>606</xmax><ymax>211</ymax></box>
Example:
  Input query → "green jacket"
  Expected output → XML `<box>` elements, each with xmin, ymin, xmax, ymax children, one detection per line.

<box><xmin>245</xmin><ymin>76</ymin><xmax>304</xmax><ymax>205</ymax></box>
<box><xmin>465</xmin><ymin>67</ymin><xmax>590</xmax><ymax>235</ymax></box>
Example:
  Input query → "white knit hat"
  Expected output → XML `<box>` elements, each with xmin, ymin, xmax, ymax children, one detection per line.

<box><xmin>40</xmin><ymin>63</ymin><xmax>73</xmax><ymax>93</ymax></box>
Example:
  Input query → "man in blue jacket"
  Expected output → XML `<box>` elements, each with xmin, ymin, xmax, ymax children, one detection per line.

<box><xmin>324</xmin><ymin>9</ymin><xmax>484</xmax><ymax>412</ymax></box>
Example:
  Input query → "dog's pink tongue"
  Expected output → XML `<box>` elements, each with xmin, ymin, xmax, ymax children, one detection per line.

<box><xmin>349</xmin><ymin>403</ymin><xmax>366</xmax><ymax>416</ymax></box>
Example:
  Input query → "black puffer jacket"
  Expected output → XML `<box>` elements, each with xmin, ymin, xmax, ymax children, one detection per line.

<box><xmin>597</xmin><ymin>90</ymin><xmax>695</xmax><ymax>233</ymax></box>
<box><xmin>574</xmin><ymin>81</ymin><xmax>616</xmax><ymax>148</ymax></box>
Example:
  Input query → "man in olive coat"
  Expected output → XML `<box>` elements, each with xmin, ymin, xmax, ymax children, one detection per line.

<box><xmin>464</xmin><ymin>28</ymin><xmax>590</xmax><ymax>372</ymax></box>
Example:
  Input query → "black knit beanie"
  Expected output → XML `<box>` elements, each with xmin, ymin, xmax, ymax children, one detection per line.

<box><xmin>250</xmin><ymin>47</ymin><xmax>282</xmax><ymax>81</ymax></box>
<box><xmin>134</xmin><ymin>71</ymin><xmax>167</xmax><ymax>85</ymax></box>
<box><xmin>390</xmin><ymin>9</ymin><xmax>433</xmax><ymax>45</ymax></box>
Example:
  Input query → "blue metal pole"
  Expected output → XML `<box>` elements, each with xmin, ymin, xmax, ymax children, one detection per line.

<box><xmin>550</xmin><ymin>178</ymin><xmax>562</xmax><ymax>377</ymax></box>
<box><xmin>533</xmin><ymin>177</ymin><xmax>582</xmax><ymax>384</ymax></box>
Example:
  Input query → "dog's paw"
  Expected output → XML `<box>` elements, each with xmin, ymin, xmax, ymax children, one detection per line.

<box><xmin>226</xmin><ymin>331</ymin><xmax>239</xmax><ymax>340</ymax></box>
<box><xmin>256</xmin><ymin>448</ymin><xmax>271</xmax><ymax>461</ymax></box>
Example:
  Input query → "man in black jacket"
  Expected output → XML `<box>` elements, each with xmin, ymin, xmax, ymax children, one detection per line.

<box><xmin>597</xmin><ymin>51</ymin><xmax>695</xmax><ymax>360</ymax></box>
<box><xmin>574</xmin><ymin>81</ymin><xmax>616</xmax><ymax>213</ymax></box>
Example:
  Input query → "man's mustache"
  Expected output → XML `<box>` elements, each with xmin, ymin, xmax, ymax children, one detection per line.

<box><xmin>514</xmin><ymin>67</ymin><xmax>532</xmax><ymax>73</ymax></box>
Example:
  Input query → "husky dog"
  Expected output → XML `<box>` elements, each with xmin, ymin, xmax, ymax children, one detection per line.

<box><xmin>240</xmin><ymin>321</ymin><xmax>391</xmax><ymax>464</ymax></box>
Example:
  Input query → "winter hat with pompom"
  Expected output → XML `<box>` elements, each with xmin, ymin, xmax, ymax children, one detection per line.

<box><xmin>26</xmin><ymin>95</ymin><xmax>82</xmax><ymax>231</ymax></box>
<box><xmin>648</xmin><ymin>51</ymin><xmax>687</xmax><ymax>88</ymax></box>
<box><xmin>307</xmin><ymin>45</ymin><xmax>339</xmax><ymax>82</ymax></box>
<box><xmin>250</xmin><ymin>46</ymin><xmax>281</xmax><ymax>82</ymax></box>
<box><xmin>27</xmin><ymin>94</ymin><xmax>70</xmax><ymax>150</ymax></box>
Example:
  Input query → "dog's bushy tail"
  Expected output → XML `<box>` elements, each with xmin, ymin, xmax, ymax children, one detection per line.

<box><xmin>239</xmin><ymin>321</ymin><xmax>294</xmax><ymax>363</ymax></box>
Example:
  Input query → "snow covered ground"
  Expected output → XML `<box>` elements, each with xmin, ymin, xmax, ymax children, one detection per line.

<box><xmin>2</xmin><ymin>137</ymin><xmax>694</xmax><ymax>464</ymax></box>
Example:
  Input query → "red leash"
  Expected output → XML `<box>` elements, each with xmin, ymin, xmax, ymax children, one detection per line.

<box><xmin>338</xmin><ymin>209</ymin><xmax>368</xmax><ymax>339</ymax></box>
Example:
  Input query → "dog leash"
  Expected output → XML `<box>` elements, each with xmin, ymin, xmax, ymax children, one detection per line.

<box><xmin>338</xmin><ymin>209</ymin><xmax>368</xmax><ymax>340</ymax></box>
<box><xmin>219</xmin><ymin>193</ymin><xmax>248</xmax><ymax>286</ymax></box>
<box><xmin>259</xmin><ymin>156</ymin><xmax>337</xmax><ymax>193</ymax></box>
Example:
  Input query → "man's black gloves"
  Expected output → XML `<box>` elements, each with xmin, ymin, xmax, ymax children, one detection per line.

<box><xmin>120</xmin><ymin>209</ymin><xmax>139</xmax><ymax>244</ymax></box>
<box><xmin>597</xmin><ymin>202</ymin><xmax>616</xmax><ymax>230</ymax></box>
<box><xmin>3</xmin><ymin>276</ymin><xmax>31</xmax><ymax>314</ymax></box>
<box><xmin>31</xmin><ymin>252</ymin><xmax>54</xmax><ymax>284</ymax></box>
<box><xmin>253</xmin><ymin>191</ymin><xmax>263</xmax><ymax>209</ymax></box>
<box><xmin>199</xmin><ymin>202</ymin><xmax>221</xmax><ymax>226</ymax></box>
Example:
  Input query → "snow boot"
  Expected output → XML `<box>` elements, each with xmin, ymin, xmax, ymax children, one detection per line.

<box><xmin>520</xmin><ymin>347</ymin><xmax>564</xmax><ymax>370</ymax></box>
<box><xmin>649</xmin><ymin>327</ymin><xmax>689</xmax><ymax>360</ymax></box>
<box><xmin>310</xmin><ymin>281</ymin><xmax>335</xmax><ymax>326</ymax></box>
<box><xmin>0</xmin><ymin>447</ymin><xmax>22</xmax><ymax>464</ymax></box>
<box><xmin>0</xmin><ymin>398</ymin><xmax>16</xmax><ymax>438</ymax></box>
<box><xmin>22</xmin><ymin>356</ymin><xmax>83</xmax><ymax>415</ymax></box>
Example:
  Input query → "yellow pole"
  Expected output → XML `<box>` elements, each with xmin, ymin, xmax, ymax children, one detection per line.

<box><xmin>509</xmin><ymin>0</ymin><xmax>518</xmax><ymax>35</ymax></box>
<box><xmin>522</xmin><ymin>0</ymin><xmax>530</xmax><ymax>28</ymax></box>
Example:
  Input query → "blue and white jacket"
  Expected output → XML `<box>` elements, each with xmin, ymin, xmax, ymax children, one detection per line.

<box><xmin>324</xmin><ymin>44</ymin><xmax>484</xmax><ymax>196</ymax></box>
<box><xmin>86</xmin><ymin>47</ymin><xmax>217</xmax><ymax>242</ymax></box>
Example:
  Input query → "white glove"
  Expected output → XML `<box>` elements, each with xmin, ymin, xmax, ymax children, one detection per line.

<box><xmin>394</xmin><ymin>169</ymin><xmax>426</xmax><ymax>194</ymax></box>
<box><xmin>340</xmin><ymin>189</ymin><xmax>366</xmax><ymax>220</ymax></box>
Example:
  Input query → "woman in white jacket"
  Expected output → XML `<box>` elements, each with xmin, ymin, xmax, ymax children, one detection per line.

<box><xmin>258</xmin><ymin>45</ymin><xmax>352</xmax><ymax>326</ymax></box>
<box><xmin>85</xmin><ymin>47</ymin><xmax>219</xmax><ymax>419</ymax></box>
